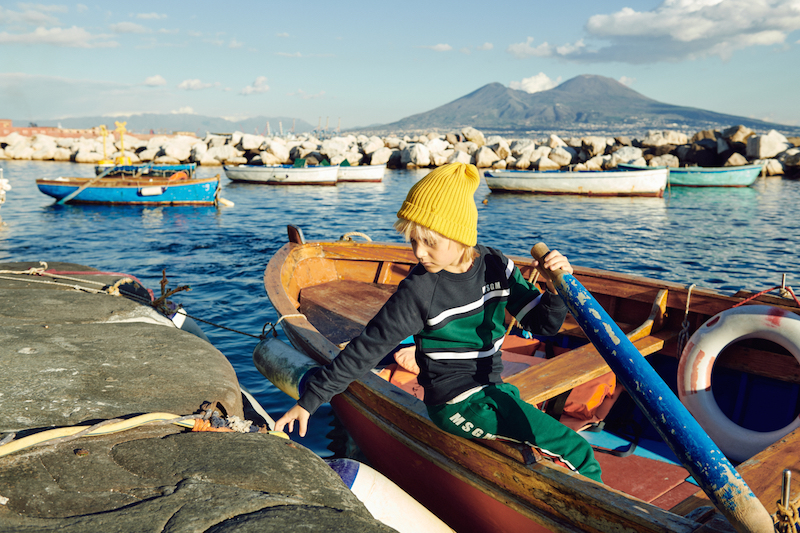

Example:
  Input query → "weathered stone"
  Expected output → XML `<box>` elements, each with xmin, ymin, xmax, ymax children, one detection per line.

<box><xmin>446</xmin><ymin>149</ymin><xmax>472</xmax><ymax>165</ymax></box>
<box><xmin>721</xmin><ymin>125</ymin><xmax>754</xmax><ymax>144</ymax></box>
<box><xmin>650</xmin><ymin>154</ymin><xmax>679</xmax><ymax>167</ymax></box>
<box><xmin>536</xmin><ymin>156</ymin><xmax>560</xmax><ymax>171</ymax></box>
<box><xmin>369</xmin><ymin>147</ymin><xmax>394</xmax><ymax>166</ymax></box>
<box><xmin>401</xmin><ymin>144</ymin><xmax>431</xmax><ymax>167</ymax></box>
<box><xmin>723</xmin><ymin>152</ymin><xmax>749</xmax><ymax>166</ymax></box>
<box><xmin>548</xmin><ymin>146</ymin><xmax>575</xmax><ymax>167</ymax></box>
<box><xmin>753</xmin><ymin>159</ymin><xmax>784</xmax><ymax>176</ymax></box>
<box><xmin>746</xmin><ymin>129</ymin><xmax>792</xmax><ymax>159</ymax></box>
<box><xmin>582</xmin><ymin>136</ymin><xmax>607</xmax><ymax>157</ymax></box>
<box><xmin>473</xmin><ymin>146</ymin><xmax>500</xmax><ymax>168</ymax></box>
<box><xmin>461</xmin><ymin>126</ymin><xmax>485</xmax><ymax>147</ymax></box>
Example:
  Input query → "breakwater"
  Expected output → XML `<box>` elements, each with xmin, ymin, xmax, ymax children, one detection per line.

<box><xmin>2</xmin><ymin>124</ymin><xmax>799</xmax><ymax>176</ymax></box>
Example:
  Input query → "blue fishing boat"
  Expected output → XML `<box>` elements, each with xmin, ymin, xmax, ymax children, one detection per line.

<box><xmin>35</xmin><ymin>172</ymin><xmax>222</xmax><ymax>205</ymax></box>
<box><xmin>619</xmin><ymin>163</ymin><xmax>764</xmax><ymax>187</ymax></box>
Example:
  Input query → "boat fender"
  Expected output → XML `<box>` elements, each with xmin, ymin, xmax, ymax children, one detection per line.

<box><xmin>326</xmin><ymin>458</ymin><xmax>454</xmax><ymax>533</ymax></box>
<box><xmin>252</xmin><ymin>336</ymin><xmax>320</xmax><ymax>400</ymax></box>
<box><xmin>139</xmin><ymin>186</ymin><xmax>166</xmax><ymax>197</ymax></box>
<box><xmin>678</xmin><ymin>305</ymin><xmax>800</xmax><ymax>462</ymax></box>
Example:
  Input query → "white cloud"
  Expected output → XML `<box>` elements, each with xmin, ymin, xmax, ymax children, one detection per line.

<box><xmin>618</xmin><ymin>76</ymin><xmax>636</xmax><ymax>87</ymax></box>
<box><xmin>136</xmin><ymin>13</ymin><xmax>167</xmax><ymax>20</ymax></box>
<box><xmin>0</xmin><ymin>26</ymin><xmax>118</xmax><ymax>48</ymax></box>
<box><xmin>76</xmin><ymin>4</ymin><xmax>88</xmax><ymax>13</ymax></box>
<box><xmin>171</xmin><ymin>106</ymin><xmax>196</xmax><ymax>114</ymax></box>
<box><xmin>277</xmin><ymin>32</ymin><xmax>289</xmax><ymax>38</ymax></box>
<box><xmin>110</xmin><ymin>22</ymin><xmax>149</xmax><ymax>34</ymax></box>
<box><xmin>509</xmin><ymin>73</ymin><xmax>561</xmax><ymax>94</ymax></box>
<box><xmin>229</xmin><ymin>38</ymin><xmax>243</xmax><ymax>48</ymax></box>
<box><xmin>276</xmin><ymin>51</ymin><xmax>302</xmax><ymax>57</ymax></box>
<box><xmin>573</xmin><ymin>0</ymin><xmax>800</xmax><ymax>63</ymax></box>
<box><xmin>459</xmin><ymin>47</ymin><xmax>471</xmax><ymax>54</ymax></box>
<box><xmin>0</xmin><ymin>5</ymin><xmax>62</xmax><ymax>26</ymax></box>
<box><xmin>424</xmin><ymin>43</ymin><xmax>452</xmax><ymax>51</ymax></box>
<box><xmin>240</xmin><ymin>76</ymin><xmax>269</xmax><ymax>95</ymax></box>
<box><xmin>288</xmin><ymin>89</ymin><xmax>325</xmax><ymax>100</ymax></box>
<box><xmin>476</xmin><ymin>42</ymin><xmax>493</xmax><ymax>51</ymax></box>
<box><xmin>144</xmin><ymin>74</ymin><xmax>166</xmax><ymax>86</ymax></box>
<box><xmin>177</xmin><ymin>79</ymin><xmax>213</xmax><ymax>90</ymax></box>
<box><xmin>507</xmin><ymin>37</ymin><xmax>553</xmax><ymax>58</ymax></box>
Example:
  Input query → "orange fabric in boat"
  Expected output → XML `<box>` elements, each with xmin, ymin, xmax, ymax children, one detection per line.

<box><xmin>168</xmin><ymin>171</ymin><xmax>189</xmax><ymax>181</ymax></box>
<box><xmin>563</xmin><ymin>373</ymin><xmax>616</xmax><ymax>420</ymax></box>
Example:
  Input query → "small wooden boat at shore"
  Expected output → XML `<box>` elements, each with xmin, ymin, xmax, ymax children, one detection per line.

<box><xmin>483</xmin><ymin>167</ymin><xmax>668</xmax><ymax>197</ymax></box>
<box><xmin>35</xmin><ymin>173</ymin><xmax>222</xmax><ymax>205</ymax></box>
<box><xmin>337</xmin><ymin>164</ymin><xmax>386</xmax><ymax>183</ymax></box>
<box><xmin>255</xmin><ymin>226</ymin><xmax>800</xmax><ymax>533</ymax></box>
<box><xmin>619</xmin><ymin>163</ymin><xmax>764</xmax><ymax>187</ymax></box>
<box><xmin>224</xmin><ymin>164</ymin><xmax>339</xmax><ymax>185</ymax></box>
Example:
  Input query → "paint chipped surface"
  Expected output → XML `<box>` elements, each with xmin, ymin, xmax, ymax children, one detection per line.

<box><xmin>590</xmin><ymin>309</ymin><xmax>601</xmax><ymax>319</ymax></box>
<box><xmin>604</xmin><ymin>323</ymin><xmax>620</xmax><ymax>344</ymax></box>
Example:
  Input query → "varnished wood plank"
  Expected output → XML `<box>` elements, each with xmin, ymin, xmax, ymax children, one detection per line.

<box><xmin>300</xmin><ymin>280</ymin><xmax>395</xmax><ymax>327</ymax></box>
<box><xmin>506</xmin><ymin>330</ymin><xmax>678</xmax><ymax>405</ymax></box>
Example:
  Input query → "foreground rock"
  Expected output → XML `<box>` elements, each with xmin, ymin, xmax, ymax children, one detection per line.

<box><xmin>2</xmin><ymin>124</ymin><xmax>799</xmax><ymax>175</ymax></box>
<box><xmin>0</xmin><ymin>262</ymin><xmax>393</xmax><ymax>532</ymax></box>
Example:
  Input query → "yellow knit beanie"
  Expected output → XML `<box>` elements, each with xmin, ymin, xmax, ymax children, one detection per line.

<box><xmin>396</xmin><ymin>162</ymin><xmax>480</xmax><ymax>246</ymax></box>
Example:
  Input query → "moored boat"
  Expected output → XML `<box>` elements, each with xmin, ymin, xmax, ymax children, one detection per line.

<box><xmin>35</xmin><ymin>173</ymin><xmax>222</xmax><ymax>205</ymax></box>
<box><xmin>483</xmin><ymin>167</ymin><xmax>668</xmax><ymax>197</ymax></box>
<box><xmin>337</xmin><ymin>164</ymin><xmax>386</xmax><ymax>183</ymax></box>
<box><xmin>224</xmin><ymin>164</ymin><xmax>339</xmax><ymax>185</ymax></box>
<box><xmin>619</xmin><ymin>163</ymin><xmax>764</xmax><ymax>187</ymax></box>
<box><xmin>255</xmin><ymin>226</ymin><xmax>800</xmax><ymax>533</ymax></box>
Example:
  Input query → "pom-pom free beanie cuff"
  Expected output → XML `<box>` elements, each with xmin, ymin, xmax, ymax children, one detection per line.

<box><xmin>396</xmin><ymin>162</ymin><xmax>479</xmax><ymax>246</ymax></box>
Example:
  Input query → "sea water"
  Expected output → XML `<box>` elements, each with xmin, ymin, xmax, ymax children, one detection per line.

<box><xmin>1</xmin><ymin>160</ymin><xmax>798</xmax><ymax>456</ymax></box>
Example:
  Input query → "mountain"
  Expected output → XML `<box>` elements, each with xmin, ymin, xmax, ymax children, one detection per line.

<box><xmin>15</xmin><ymin>114</ymin><xmax>316</xmax><ymax>136</ymax></box>
<box><xmin>369</xmin><ymin>75</ymin><xmax>798</xmax><ymax>135</ymax></box>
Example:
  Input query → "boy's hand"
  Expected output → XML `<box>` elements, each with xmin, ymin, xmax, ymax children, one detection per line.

<box><xmin>274</xmin><ymin>403</ymin><xmax>311</xmax><ymax>437</ymax></box>
<box><xmin>533</xmin><ymin>249</ymin><xmax>573</xmax><ymax>293</ymax></box>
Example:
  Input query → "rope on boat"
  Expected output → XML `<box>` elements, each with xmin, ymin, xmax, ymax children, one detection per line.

<box><xmin>261</xmin><ymin>314</ymin><xmax>308</xmax><ymax>339</ymax></box>
<box><xmin>339</xmin><ymin>231</ymin><xmax>372</xmax><ymax>242</ymax></box>
<box><xmin>676</xmin><ymin>284</ymin><xmax>696</xmax><ymax>357</ymax></box>
<box><xmin>732</xmin><ymin>284</ymin><xmax>800</xmax><ymax>309</ymax></box>
<box><xmin>776</xmin><ymin>498</ymin><xmax>800</xmax><ymax>533</ymax></box>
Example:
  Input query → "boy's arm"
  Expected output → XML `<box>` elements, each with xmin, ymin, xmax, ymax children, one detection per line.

<box><xmin>295</xmin><ymin>276</ymin><xmax>429</xmax><ymax>416</ymax></box>
<box><xmin>507</xmin><ymin>250</ymin><xmax>572</xmax><ymax>336</ymax></box>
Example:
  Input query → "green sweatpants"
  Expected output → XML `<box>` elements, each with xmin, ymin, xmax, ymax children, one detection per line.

<box><xmin>427</xmin><ymin>383</ymin><xmax>603</xmax><ymax>483</ymax></box>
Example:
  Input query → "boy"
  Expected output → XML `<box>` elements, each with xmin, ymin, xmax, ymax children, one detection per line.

<box><xmin>274</xmin><ymin>162</ymin><xmax>602</xmax><ymax>483</ymax></box>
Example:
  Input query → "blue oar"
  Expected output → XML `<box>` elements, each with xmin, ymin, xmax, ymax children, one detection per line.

<box><xmin>57</xmin><ymin>164</ymin><xmax>119</xmax><ymax>205</ymax></box>
<box><xmin>532</xmin><ymin>243</ymin><xmax>773</xmax><ymax>533</ymax></box>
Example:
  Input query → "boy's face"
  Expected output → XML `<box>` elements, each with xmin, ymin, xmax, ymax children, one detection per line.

<box><xmin>410</xmin><ymin>233</ymin><xmax>470</xmax><ymax>274</ymax></box>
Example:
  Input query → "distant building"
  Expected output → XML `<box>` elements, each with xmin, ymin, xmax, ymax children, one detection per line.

<box><xmin>0</xmin><ymin>119</ymin><xmax>102</xmax><ymax>139</ymax></box>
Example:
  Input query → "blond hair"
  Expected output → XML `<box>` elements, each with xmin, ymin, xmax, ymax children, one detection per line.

<box><xmin>394</xmin><ymin>218</ymin><xmax>476</xmax><ymax>266</ymax></box>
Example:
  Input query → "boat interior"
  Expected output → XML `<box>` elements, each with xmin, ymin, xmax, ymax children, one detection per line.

<box><xmin>283</xmin><ymin>232</ymin><xmax>800</xmax><ymax>521</ymax></box>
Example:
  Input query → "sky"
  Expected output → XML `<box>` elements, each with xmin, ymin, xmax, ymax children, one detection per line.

<box><xmin>1</xmin><ymin>0</ymin><xmax>799</xmax><ymax>130</ymax></box>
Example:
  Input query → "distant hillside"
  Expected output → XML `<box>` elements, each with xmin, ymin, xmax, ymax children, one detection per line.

<box><xmin>370</xmin><ymin>75</ymin><xmax>798</xmax><ymax>135</ymax></box>
<box><xmin>14</xmin><ymin>114</ymin><xmax>316</xmax><ymax>136</ymax></box>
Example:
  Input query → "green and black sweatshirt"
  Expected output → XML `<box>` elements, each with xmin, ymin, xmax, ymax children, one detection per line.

<box><xmin>298</xmin><ymin>244</ymin><xmax>568</xmax><ymax>414</ymax></box>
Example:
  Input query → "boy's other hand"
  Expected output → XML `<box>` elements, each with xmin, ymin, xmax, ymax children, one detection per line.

<box><xmin>274</xmin><ymin>403</ymin><xmax>311</xmax><ymax>437</ymax></box>
<box><xmin>533</xmin><ymin>249</ymin><xmax>573</xmax><ymax>293</ymax></box>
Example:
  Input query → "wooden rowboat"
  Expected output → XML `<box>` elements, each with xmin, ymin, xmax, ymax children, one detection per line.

<box><xmin>256</xmin><ymin>226</ymin><xmax>800</xmax><ymax>533</ymax></box>
<box><xmin>224</xmin><ymin>164</ymin><xmax>339</xmax><ymax>185</ymax></box>
<box><xmin>618</xmin><ymin>163</ymin><xmax>764</xmax><ymax>187</ymax></box>
<box><xmin>483</xmin><ymin>167</ymin><xmax>668</xmax><ymax>197</ymax></box>
<box><xmin>337</xmin><ymin>164</ymin><xmax>386</xmax><ymax>183</ymax></box>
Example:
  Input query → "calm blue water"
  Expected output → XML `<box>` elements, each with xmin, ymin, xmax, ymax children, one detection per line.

<box><xmin>1</xmin><ymin>160</ymin><xmax>798</xmax><ymax>456</ymax></box>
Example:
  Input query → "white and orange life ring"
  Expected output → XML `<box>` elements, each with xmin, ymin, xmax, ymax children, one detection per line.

<box><xmin>678</xmin><ymin>305</ymin><xmax>800</xmax><ymax>462</ymax></box>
